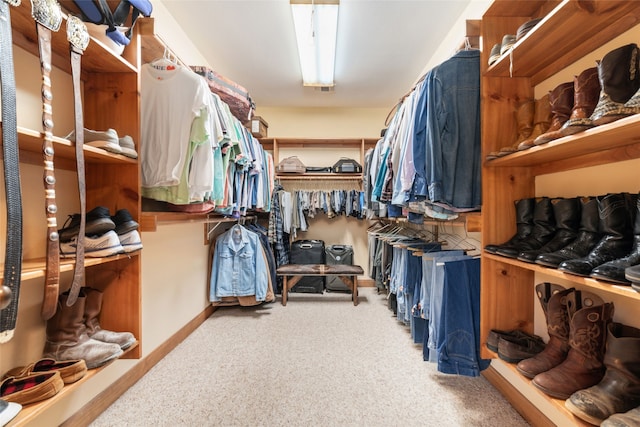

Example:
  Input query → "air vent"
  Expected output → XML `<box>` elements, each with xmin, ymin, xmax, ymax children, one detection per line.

<box><xmin>315</xmin><ymin>86</ymin><xmax>335</xmax><ymax>92</ymax></box>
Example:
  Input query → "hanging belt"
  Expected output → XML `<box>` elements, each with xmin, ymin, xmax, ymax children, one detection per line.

<box><xmin>61</xmin><ymin>15</ymin><xmax>89</xmax><ymax>310</ymax></box>
<box><xmin>32</xmin><ymin>0</ymin><xmax>62</xmax><ymax>320</ymax></box>
<box><xmin>0</xmin><ymin>0</ymin><xmax>23</xmax><ymax>342</ymax></box>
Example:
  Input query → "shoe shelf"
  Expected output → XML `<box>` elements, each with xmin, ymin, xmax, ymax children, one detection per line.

<box><xmin>484</xmin><ymin>113</ymin><xmax>640</xmax><ymax>175</ymax></box>
<box><xmin>3</xmin><ymin>252</ymin><xmax>141</xmax><ymax>283</ymax></box>
<box><xmin>0</xmin><ymin>125</ymin><xmax>138</xmax><ymax>172</ymax></box>
<box><xmin>486</xmin><ymin>359</ymin><xmax>593</xmax><ymax>427</ymax></box>
<box><xmin>485</xmin><ymin>0</ymin><xmax>640</xmax><ymax>86</ymax></box>
<box><xmin>484</xmin><ymin>253</ymin><xmax>640</xmax><ymax>301</ymax></box>
<box><xmin>5</xmin><ymin>348</ymin><xmax>137</xmax><ymax>427</ymax></box>
<box><xmin>9</xmin><ymin>1</ymin><xmax>138</xmax><ymax>75</ymax></box>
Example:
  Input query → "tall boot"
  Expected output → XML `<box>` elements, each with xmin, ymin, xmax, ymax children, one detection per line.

<box><xmin>495</xmin><ymin>197</ymin><xmax>556</xmax><ymax>258</ymax></box>
<box><xmin>559</xmin><ymin>193</ymin><xmax>635</xmax><ymax>277</ymax></box>
<box><xmin>486</xmin><ymin>99</ymin><xmax>534</xmax><ymax>160</ymax></box>
<box><xmin>601</xmin><ymin>407</ymin><xmax>640</xmax><ymax>427</ymax></box>
<box><xmin>533</xmin><ymin>81</ymin><xmax>574</xmax><ymax>145</ymax></box>
<box><xmin>584</xmin><ymin>44</ymin><xmax>640</xmax><ymax>127</ymax></box>
<box><xmin>517</xmin><ymin>94</ymin><xmax>552</xmax><ymax>150</ymax></box>
<box><xmin>591</xmin><ymin>193</ymin><xmax>640</xmax><ymax>283</ymax></box>
<box><xmin>517</xmin><ymin>197</ymin><xmax>580</xmax><ymax>263</ymax></box>
<box><xmin>532</xmin><ymin>290</ymin><xmax>614</xmax><ymax>399</ymax></box>
<box><xmin>536</xmin><ymin>196</ymin><xmax>600</xmax><ymax>268</ymax></box>
<box><xmin>43</xmin><ymin>292</ymin><xmax>123</xmax><ymax>370</ymax></box>
<box><xmin>559</xmin><ymin>66</ymin><xmax>601</xmax><ymax>136</ymax></box>
<box><xmin>516</xmin><ymin>283</ymin><xmax>572</xmax><ymax>379</ymax></box>
<box><xmin>484</xmin><ymin>198</ymin><xmax>534</xmax><ymax>254</ymax></box>
<box><xmin>83</xmin><ymin>287</ymin><xmax>137</xmax><ymax>350</ymax></box>
<box><xmin>565</xmin><ymin>323</ymin><xmax>640</xmax><ymax>425</ymax></box>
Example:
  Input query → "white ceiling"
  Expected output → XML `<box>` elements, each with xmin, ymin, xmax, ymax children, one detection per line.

<box><xmin>161</xmin><ymin>0</ymin><xmax>473</xmax><ymax>109</ymax></box>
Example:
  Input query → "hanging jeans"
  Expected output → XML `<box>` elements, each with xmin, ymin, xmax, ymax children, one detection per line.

<box><xmin>437</xmin><ymin>257</ymin><xmax>490</xmax><ymax>377</ymax></box>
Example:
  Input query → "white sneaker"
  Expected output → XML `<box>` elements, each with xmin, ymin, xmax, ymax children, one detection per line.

<box><xmin>118</xmin><ymin>229</ymin><xmax>143</xmax><ymax>253</ymax></box>
<box><xmin>66</xmin><ymin>128</ymin><xmax>123</xmax><ymax>155</ymax></box>
<box><xmin>60</xmin><ymin>230</ymin><xmax>124</xmax><ymax>258</ymax></box>
<box><xmin>118</xmin><ymin>135</ymin><xmax>138</xmax><ymax>159</ymax></box>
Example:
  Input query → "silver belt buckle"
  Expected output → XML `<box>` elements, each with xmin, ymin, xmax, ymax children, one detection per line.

<box><xmin>67</xmin><ymin>15</ymin><xmax>89</xmax><ymax>52</ymax></box>
<box><xmin>31</xmin><ymin>0</ymin><xmax>62</xmax><ymax>32</ymax></box>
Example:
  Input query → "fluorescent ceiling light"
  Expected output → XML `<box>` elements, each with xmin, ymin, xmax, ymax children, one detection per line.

<box><xmin>291</xmin><ymin>1</ymin><xmax>339</xmax><ymax>87</ymax></box>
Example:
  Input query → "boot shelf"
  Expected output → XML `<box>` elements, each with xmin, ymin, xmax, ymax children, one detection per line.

<box><xmin>484</xmin><ymin>113</ymin><xmax>640</xmax><ymax>174</ymax></box>
<box><xmin>5</xmin><ymin>350</ymin><xmax>137</xmax><ymax>427</ymax></box>
<box><xmin>485</xmin><ymin>0</ymin><xmax>640</xmax><ymax>86</ymax></box>
<box><xmin>484</xmin><ymin>253</ymin><xmax>640</xmax><ymax>301</ymax></box>
<box><xmin>486</xmin><ymin>359</ymin><xmax>593</xmax><ymax>427</ymax></box>
<box><xmin>7</xmin><ymin>253</ymin><xmax>141</xmax><ymax>283</ymax></box>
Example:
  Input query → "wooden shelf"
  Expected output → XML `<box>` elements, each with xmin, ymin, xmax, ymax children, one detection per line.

<box><xmin>140</xmin><ymin>211</ymin><xmax>241</xmax><ymax>233</ymax></box>
<box><xmin>9</xmin><ymin>1</ymin><xmax>137</xmax><ymax>75</ymax></box>
<box><xmin>485</xmin><ymin>113</ymin><xmax>640</xmax><ymax>175</ymax></box>
<box><xmin>276</xmin><ymin>173</ymin><xmax>362</xmax><ymax>180</ymax></box>
<box><xmin>0</xmin><ymin>252</ymin><xmax>141</xmax><ymax>284</ymax></box>
<box><xmin>6</xmin><ymin>346</ymin><xmax>138</xmax><ymax>427</ymax></box>
<box><xmin>486</xmin><ymin>359</ymin><xmax>593</xmax><ymax>427</ymax></box>
<box><xmin>484</xmin><ymin>253</ymin><xmax>640</xmax><ymax>301</ymax></box>
<box><xmin>0</xmin><ymin>125</ymin><xmax>138</xmax><ymax>171</ymax></box>
<box><xmin>485</xmin><ymin>0</ymin><xmax>640</xmax><ymax>86</ymax></box>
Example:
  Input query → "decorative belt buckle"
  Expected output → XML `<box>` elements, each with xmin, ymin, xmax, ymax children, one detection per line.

<box><xmin>2</xmin><ymin>0</ymin><xmax>21</xmax><ymax>7</ymax></box>
<box><xmin>31</xmin><ymin>0</ymin><xmax>62</xmax><ymax>32</ymax></box>
<box><xmin>67</xmin><ymin>15</ymin><xmax>89</xmax><ymax>52</ymax></box>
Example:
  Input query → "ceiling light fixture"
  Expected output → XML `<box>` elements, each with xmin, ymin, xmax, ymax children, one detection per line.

<box><xmin>290</xmin><ymin>0</ymin><xmax>339</xmax><ymax>87</ymax></box>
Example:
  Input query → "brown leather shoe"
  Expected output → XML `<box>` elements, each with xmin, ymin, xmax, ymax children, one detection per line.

<box><xmin>486</xmin><ymin>329</ymin><xmax>530</xmax><ymax>353</ymax></box>
<box><xmin>3</xmin><ymin>358</ymin><xmax>87</xmax><ymax>385</ymax></box>
<box><xmin>497</xmin><ymin>333</ymin><xmax>546</xmax><ymax>363</ymax></box>
<box><xmin>0</xmin><ymin>371</ymin><xmax>64</xmax><ymax>405</ymax></box>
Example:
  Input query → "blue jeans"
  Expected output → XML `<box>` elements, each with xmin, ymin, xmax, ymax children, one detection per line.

<box><xmin>425</xmin><ymin>254</ymin><xmax>469</xmax><ymax>363</ymax></box>
<box><xmin>437</xmin><ymin>258</ymin><xmax>490</xmax><ymax>377</ymax></box>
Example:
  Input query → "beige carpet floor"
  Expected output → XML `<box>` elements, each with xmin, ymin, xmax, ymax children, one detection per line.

<box><xmin>90</xmin><ymin>288</ymin><xmax>529</xmax><ymax>427</ymax></box>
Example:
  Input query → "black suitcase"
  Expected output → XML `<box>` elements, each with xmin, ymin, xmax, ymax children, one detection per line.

<box><xmin>325</xmin><ymin>244</ymin><xmax>354</xmax><ymax>293</ymax></box>
<box><xmin>290</xmin><ymin>240</ymin><xmax>325</xmax><ymax>293</ymax></box>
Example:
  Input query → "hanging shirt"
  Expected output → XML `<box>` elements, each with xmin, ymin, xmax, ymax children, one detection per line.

<box><xmin>141</xmin><ymin>64</ymin><xmax>210</xmax><ymax>188</ymax></box>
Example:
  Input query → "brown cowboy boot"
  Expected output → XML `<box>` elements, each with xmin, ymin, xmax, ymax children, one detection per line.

<box><xmin>566</xmin><ymin>322</ymin><xmax>640</xmax><ymax>425</ymax></box>
<box><xmin>559</xmin><ymin>67</ymin><xmax>600</xmax><ymax>136</ymax></box>
<box><xmin>486</xmin><ymin>99</ymin><xmax>534</xmax><ymax>160</ymax></box>
<box><xmin>517</xmin><ymin>94</ymin><xmax>552</xmax><ymax>150</ymax></box>
<box><xmin>516</xmin><ymin>283</ymin><xmax>572</xmax><ymax>378</ymax></box>
<box><xmin>531</xmin><ymin>290</ymin><xmax>614</xmax><ymax>399</ymax></box>
<box><xmin>533</xmin><ymin>81</ymin><xmax>574</xmax><ymax>145</ymax></box>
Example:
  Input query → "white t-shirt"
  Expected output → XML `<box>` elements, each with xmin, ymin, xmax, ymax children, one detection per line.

<box><xmin>141</xmin><ymin>64</ymin><xmax>210</xmax><ymax>188</ymax></box>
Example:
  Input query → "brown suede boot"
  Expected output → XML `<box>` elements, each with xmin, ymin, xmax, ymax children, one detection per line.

<box><xmin>566</xmin><ymin>323</ymin><xmax>640</xmax><ymax>425</ymax></box>
<box><xmin>517</xmin><ymin>94</ymin><xmax>552</xmax><ymax>150</ymax></box>
<box><xmin>531</xmin><ymin>290</ymin><xmax>614</xmax><ymax>399</ymax></box>
<box><xmin>533</xmin><ymin>82</ymin><xmax>574</xmax><ymax>145</ymax></box>
<box><xmin>43</xmin><ymin>292</ymin><xmax>123</xmax><ymax>369</ymax></box>
<box><xmin>486</xmin><ymin>99</ymin><xmax>534</xmax><ymax>160</ymax></box>
<box><xmin>559</xmin><ymin>67</ymin><xmax>600</xmax><ymax>136</ymax></box>
<box><xmin>602</xmin><ymin>407</ymin><xmax>640</xmax><ymax>427</ymax></box>
<box><xmin>516</xmin><ymin>283</ymin><xmax>572</xmax><ymax>379</ymax></box>
<box><xmin>83</xmin><ymin>287</ymin><xmax>137</xmax><ymax>350</ymax></box>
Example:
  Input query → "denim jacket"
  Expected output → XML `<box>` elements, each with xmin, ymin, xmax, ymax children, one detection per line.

<box><xmin>210</xmin><ymin>225</ymin><xmax>268</xmax><ymax>302</ymax></box>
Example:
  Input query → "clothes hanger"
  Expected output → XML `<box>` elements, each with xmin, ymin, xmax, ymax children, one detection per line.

<box><xmin>149</xmin><ymin>47</ymin><xmax>180</xmax><ymax>70</ymax></box>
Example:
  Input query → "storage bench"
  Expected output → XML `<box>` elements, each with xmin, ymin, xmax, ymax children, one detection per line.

<box><xmin>276</xmin><ymin>264</ymin><xmax>364</xmax><ymax>306</ymax></box>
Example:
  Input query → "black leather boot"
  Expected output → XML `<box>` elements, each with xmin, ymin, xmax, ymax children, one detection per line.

<box><xmin>559</xmin><ymin>193</ymin><xmax>635</xmax><ymax>277</ymax></box>
<box><xmin>496</xmin><ymin>197</ymin><xmax>556</xmax><ymax>258</ymax></box>
<box><xmin>536</xmin><ymin>196</ymin><xmax>600</xmax><ymax>268</ymax></box>
<box><xmin>518</xmin><ymin>197</ymin><xmax>580</xmax><ymax>263</ymax></box>
<box><xmin>590</xmin><ymin>193</ymin><xmax>640</xmax><ymax>284</ymax></box>
<box><xmin>484</xmin><ymin>198</ymin><xmax>534</xmax><ymax>254</ymax></box>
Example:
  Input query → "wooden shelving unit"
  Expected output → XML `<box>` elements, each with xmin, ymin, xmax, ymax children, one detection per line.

<box><xmin>480</xmin><ymin>1</ymin><xmax>640</xmax><ymax>425</ymax></box>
